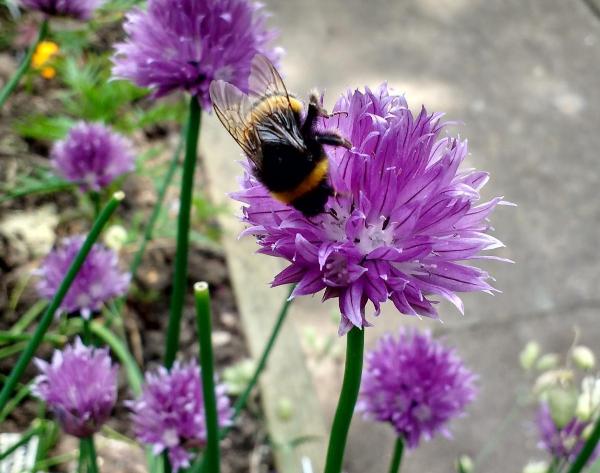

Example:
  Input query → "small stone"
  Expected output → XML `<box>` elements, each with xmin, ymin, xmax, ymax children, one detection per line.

<box><xmin>212</xmin><ymin>330</ymin><xmax>232</xmax><ymax>348</ymax></box>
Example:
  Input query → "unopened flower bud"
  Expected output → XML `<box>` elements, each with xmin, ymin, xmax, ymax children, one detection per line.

<box><xmin>534</xmin><ymin>369</ymin><xmax>574</xmax><ymax>397</ymax></box>
<box><xmin>223</xmin><ymin>358</ymin><xmax>255</xmax><ymax>396</ymax></box>
<box><xmin>572</xmin><ymin>346</ymin><xmax>595</xmax><ymax>370</ymax></box>
<box><xmin>522</xmin><ymin>461</ymin><xmax>549</xmax><ymax>473</ymax></box>
<box><xmin>547</xmin><ymin>387</ymin><xmax>578</xmax><ymax>428</ymax></box>
<box><xmin>456</xmin><ymin>454</ymin><xmax>473</xmax><ymax>473</ymax></box>
<box><xmin>104</xmin><ymin>225</ymin><xmax>128</xmax><ymax>251</ymax></box>
<box><xmin>535</xmin><ymin>353</ymin><xmax>560</xmax><ymax>371</ymax></box>
<box><xmin>520</xmin><ymin>341</ymin><xmax>541</xmax><ymax>370</ymax></box>
<box><xmin>276</xmin><ymin>397</ymin><xmax>294</xmax><ymax>421</ymax></box>
<box><xmin>582</xmin><ymin>423</ymin><xmax>594</xmax><ymax>440</ymax></box>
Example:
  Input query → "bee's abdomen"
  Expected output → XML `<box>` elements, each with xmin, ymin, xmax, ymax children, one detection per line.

<box><xmin>270</xmin><ymin>157</ymin><xmax>329</xmax><ymax>204</ymax></box>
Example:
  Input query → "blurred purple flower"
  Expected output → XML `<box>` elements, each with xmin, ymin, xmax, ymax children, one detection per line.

<box><xmin>32</xmin><ymin>338</ymin><xmax>118</xmax><ymax>437</ymax></box>
<box><xmin>536</xmin><ymin>402</ymin><xmax>599</xmax><ymax>463</ymax></box>
<box><xmin>19</xmin><ymin>0</ymin><xmax>104</xmax><ymax>20</ymax></box>
<box><xmin>36</xmin><ymin>235</ymin><xmax>131</xmax><ymax>318</ymax></box>
<box><xmin>234</xmin><ymin>83</ymin><xmax>510</xmax><ymax>334</ymax></box>
<box><xmin>111</xmin><ymin>0</ymin><xmax>282</xmax><ymax>109</ymax></box>
<box><xmin>129</xmin><ymin>360</ymin><xmax>233</xmax><ymax>472</ymax></box>
<box><xmin>357</xmin><ymin>329</ymin><xmax>477</xmax><ymax>448</ymax></box>
<box><xmin>51</xmin><ymin>122</ymin><xmax>135</xmax><ymax>192</ymax></box>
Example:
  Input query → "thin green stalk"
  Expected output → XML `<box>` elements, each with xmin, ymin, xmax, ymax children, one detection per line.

<box><xmin>129</xmin><ymin>134</ymin><xmax>184</xmax><ymax>280</ymax></box>
<box><xmin>112</xmin><ymin>131</ymin><xmax>183</xmax><ymax>318</ymax></box>
<box><xmin>0</xmin><ymin>330</ymin><xmax>65</xmax><ymax>345</ymax></box>
<box><xmin>78</xmin><ymin>439</ymin><xmax>87</xmax><ymax>473</ymax></box>
<box><xmin>323</xmin><ymin>327</ymin><xmax>364</xmax><ymax>473</ymax></box>
<box><xmin>35</xmin><ymin>452</ymin><xmax>78</xmax><ymax>470</ymax></box>
<box><xmin>0</xmin><ymin>381</ymin><xmax>31</xmax><ymax>422</ymax></box>
<box><xmin>90</xmin><ymin>192</ymin><xmax>101</xmax><ymax>219</ymax></box>
<box><xmin>0</xmin><ymin>425</ymin><xmax>40</xmax><ymax>461</ymax></box>
<box><xmin>0</xmin><ymin>19</ymin><xmax>48</xmax><ymax>109</ymax></box>
<box><xmin>0</xmin><ymin>191</ymin><xmax>124</xmax><ymax>412</ymax></box>
<box><xmin>194</xmin><ymin>282</ymin><xmax>220</xmax><ymax>473</ymax></box>
<box><xmin>9</xmin><ymin>300</ymin><xmax>48</xmax><ymax>333</ymax></box>
<box><xmin>84</xmin><ymin>436</ymin><xmax>100</xmax><ymax>473</ymax></box>
<box><xmin>0</xmin><ymin>341</ymin><xmax>26</xmax><ymax>358</ymax></box>
<box><xmin>388</xmin><ymin>437</ymin><xmax>404</xmax><ymax>473</ymax></box>
<box><xmin>164</xmin><ymin>98</ymin><xmax>201</xmax><ymax>369</ymax></box>
<box><xmin>83</xmin><ymin>317</ymin><xmax>92</xmax><ymax>345</ymax></box>
<box><xmin>567</xmin><ymin>417</ymin><xmax>600</xmax><ymax>473</ymax></box>
<box><xmin>190</xmin><ymin>286</ymin><xmax>295</xmax><ymax>473</ymax></box>
<box><xmin>89</xmin><ymin>320</ymin><xmax>142</xmax><ymax>395</ymax></box>
<box><xmin>231</xmin><ymin>285</ymin><xmax>295</xmax><ymax>422</ymax></box>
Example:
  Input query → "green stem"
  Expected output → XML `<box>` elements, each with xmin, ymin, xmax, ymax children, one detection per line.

<box><xmin>0</xmin><ymin>19</ymin><xmax>48</xmax><ymax>109</ymax></box>
<box><xmin>388</xmin><ymin>437</ymin><xmax>404</xmax><ymax>473</ymax></box>
<box><xmin>89</xmin><ymin>320</ymin><xmax>143</xmax><ymax>395</ymax></box>
<box><xmin>9</xmin><ymin>300</ymin><xmax>48</xmax><ymax>334</ymax></box>
<box><xmin>0</xmin><ymin>191</ymin><xmax>124</xmax><ymax>412</ymax></box>
<box><xmin>567</xmin><ymin>417</ymin><xmax>600</xmax><ymax>473</ymax></box>
<box><xmin>194</xmin><ymin>282</ymin><xmax>220</xmax><ymax>473</ymax></box>
<box><xmin>231</xmin><ymin>285</ymin><xmax>295</xmax><ymax>422</ymax></box>
<box><xmin>0</xmin><ymin>425</ymin><xmax>40</xmax><ymax>461</ymax></box>
<box><xmin>83</xmin><ymin>317</ymin><xmax>92</xmax><ymax>345</ymax></box>
<box><xmin>0</xmin><ymin>330</ymin><xmax>65</xmax><ymax>345</ymax></box>
<box><xmin>85</xmin><ymin>436</ymin><xmax>100</xmax><ymax>473</ymax></box>
<box><xmin>90</xmin><ymin>192</ymin><xmax>101</xmax><ymax>220</ymax></box>
<box><xmin>128</xmin><ymin>133</ymin><xmax>184</xmax><ymax>281</ymax></box>
<box><xmin>78</xmin><ymin>438</ymin><xmax>87</xmax><ymax>473</ymax></box>
<box><xmin>164</xmin><ymin>98</ymin><xmax>201</xmax><ymax>369</ymax></box>
<box><xmin>323</xmin><ymin>327</ymin><xmax>364</xmax><ymax>473</ymax></box>
<box><xmin>189</xmin><ymin>286</ymin><xmax>295</xmax><ymax>473</ymax></box>
<box><xmin>0</xmin><ymin>381</ymin><xmax>32</xmax><ymax>423</ymax></box>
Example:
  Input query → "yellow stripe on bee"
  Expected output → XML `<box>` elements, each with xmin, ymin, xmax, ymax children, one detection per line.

<box><xmin>248</xmin><ymin>95</ymin><xmax>303</xmax><ymax>124</ymax></box>
<box><xmin>271</xmin><ymin>159</ymin><xmax>329</xmax><ymax>204</ymax></box>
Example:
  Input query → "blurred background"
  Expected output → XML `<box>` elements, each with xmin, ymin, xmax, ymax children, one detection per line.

<box><xmin>203</xmin><ymin>0</ymin><xmax>600</xmax><ymax>471</ymax></box>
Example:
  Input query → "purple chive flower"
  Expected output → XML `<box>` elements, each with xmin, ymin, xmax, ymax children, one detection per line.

<box><xmin>233</xmin><ymin>83</ymin><xmax>510</xmax><ymax>335</ymax></box>
<box><xmin>51</xmin><ymin>122</ymin><xmax>135</xmax><ymax>192</ymax></box>
<box><xmin>357</xmin><ymin>329</ymin><xmax>477</xmax><ymax>448</ymax></box>
<box><xmin>129</xmin><ymin>360</ymin><xmax>233</xmax><ymax>472</ymax></box>
<box><xmin>32</xmin><ymin>338</ymin><xmax>118</xmax><ymax>437</ymax></box>
<box><xmin>36</xmin><ymin>235</ymin><xmax>131</xmax><ymax>318</ymax></box>
<box><xmin>111</xmin><ymin>0</ymin><xmax>282</xmax><ymax>110</ymax></box>
<box><xmin>536</xmin><ymin>402</ymin><xmax>599</xmax><ymax>463</ymax></box>
<box><xmin>19</xmin><ymin>0</ymin><xmax>104</xmax><ymax>20</ymax></box>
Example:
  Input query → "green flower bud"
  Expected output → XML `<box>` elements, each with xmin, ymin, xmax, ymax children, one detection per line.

<box><xmin>223</xmin><ymin>358</ymin><xmax>255</xmax><ymax>395</ymax></box>
<box><xmin>572</xmin><ymin>346</ymin><xmax>596</xmax><ymax>370</ymax></box>
<box><xmin>104</xmin><ymin>225</ymin><xmax>128</xmax><ymax>251</ymax></box>
<box><xmin>547</xmin><ymin>387</ymin><xmax>578</xmax><ymax>428</ymax></box>
<box><xmin>535</xmin><ymin>353</ymin><xmax>560</xmax><ymax>371</ymax></box>
<box><xmin>456</xmin><ymin>455</ymin><xmax>473</xmax><ymax>473</ymax></box>
<box><xmin>522</xmin><ymin>461</ymin><xmax>549</xmax><ymax>473</ymax></box>
<box><xmin>276</xmin><ymin>397</ymin><xmax>294</xmax><ymax>421</ymax></box>
<box><xmin>520</xmin><ymin>341</ymin><xmax>541</xmax><ymax>370</ymax></box>
<box><xmin>582</xmin><ymin>423</ymin><xmax>594</xmax><ymax>440</ymax></box>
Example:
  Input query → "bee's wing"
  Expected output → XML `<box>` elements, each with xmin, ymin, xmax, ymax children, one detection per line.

<box><xmin>209</xmin><ymin>80</ymin><xmax>260</xmax><ymax>161</ymax></box>
<box><xmin>248</xmin><ymin>54</ymin><xmax>290</xmax><ymax>101</ymax></box>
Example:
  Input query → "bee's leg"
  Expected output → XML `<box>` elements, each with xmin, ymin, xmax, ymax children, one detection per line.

<box><xmin>315</xmin><ymin>131</ymin><xmax>352</xmax><ymax>149</ymax></box>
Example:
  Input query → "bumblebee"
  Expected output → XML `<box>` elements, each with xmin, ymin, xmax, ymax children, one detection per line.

<box><xmin>209</xmin><ymin>55</ymin><xmax>351</xmax><ymax>216</ymax></box>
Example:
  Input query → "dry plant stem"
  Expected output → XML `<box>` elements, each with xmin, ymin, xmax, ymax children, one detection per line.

<box><xmin>194</xmin><ymin>282</ymin><xmax>220</xmax><ymax>473</ymax></box>
<box><xmin>164</xmin><ymin>97</ymin><xmax>202</xmax><ymax>369</ymax></box>
<box><xmin>323</xmin><ymin>327</ymin><xmax>364</xmax><ymax>473</ymax></box>
<box><xmin>567</xmin><ymin>417</ymin><xmax>600</xmax><ymax>473</ymax></box>
<box><xmin>0</xmin><ymin>192</ymin><xmax>124</xmax><ymax>412</ymax></box>
<box><xmin>388</xmin><ymin>437</ymin><xmax>404</xmax><ymax>473</ymax></box>
<box><xmin>0</xmin><ymin>19</ymin><xmax>48</xmax><ymax>109</ymax></box>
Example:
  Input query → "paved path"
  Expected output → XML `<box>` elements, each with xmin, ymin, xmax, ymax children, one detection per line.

<box><xmin>204</xmin><ymin>0</ymin><xmax>600</xmax><ymax>471</ymax></box>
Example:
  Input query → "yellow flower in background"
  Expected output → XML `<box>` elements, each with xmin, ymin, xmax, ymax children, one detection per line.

<box><xmin>31</xmin><ymin>41</ymin><xmax>59</xmax><ymax>79</ymax></box>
